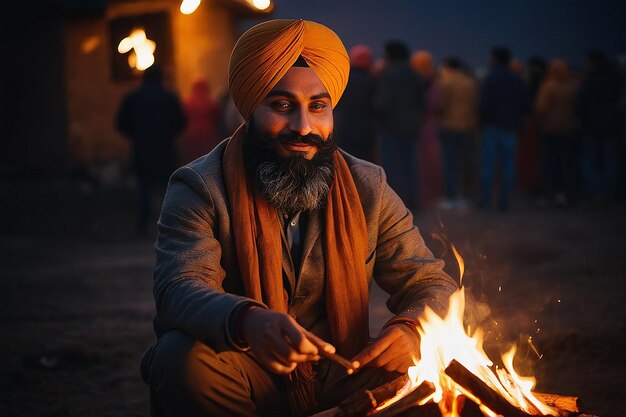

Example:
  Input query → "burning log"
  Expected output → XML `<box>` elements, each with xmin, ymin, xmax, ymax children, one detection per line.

<box><xmin>444</xmin><ymin>359</ymin><xmax>537</xmax><ymax>417</ymax></box>
<box><xmin>337</xmin><ymin>375</ymin><xmax>409</xmax><ymax>416</ymax></box>
<box><xmin>309</xmin><ymin>376</ymin><xmax>409</xmax><ymax>417</ymax></box>
<box><xmin>309</xmin><ymin>377</ymin><xmax>435</xmax><ymax>417</ymax></box>
<box><xmin>532</xmin><ymin>393</ymin><xmax>582</xmax><ymax>415</ymax></box>
<box><xmin>370</xmin><ymin>381</ymin><xmax>436</xmax><ymax>417</ymax></box>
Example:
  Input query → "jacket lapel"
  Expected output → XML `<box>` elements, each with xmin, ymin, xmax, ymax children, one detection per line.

<box><xmin>296</xmin><ymin>209</ymin><xmax>322</xmax><ymax>289</ymax></box>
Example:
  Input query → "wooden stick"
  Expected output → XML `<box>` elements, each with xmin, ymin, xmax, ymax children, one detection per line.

<box><xmin>317</xmin><ymin>349</ymin><xmax>359</xmax><ymax>375</ymax></box>
<box><xmin>444</xmin><ymin>359</ymin><xmax>536</xmax><ymax>417</ymax></box>
<box><xmin>307</xmin><ymin>336</ymin><xmax>359</xmax><ymax>375</ymax></box>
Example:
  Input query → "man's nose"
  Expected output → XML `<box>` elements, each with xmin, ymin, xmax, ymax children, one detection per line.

<box><xmin>289</xmin><ymin>108</ymin><xmax>313</xmax><ymax>137</ymax></box>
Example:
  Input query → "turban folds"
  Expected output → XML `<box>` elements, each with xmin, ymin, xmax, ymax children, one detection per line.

<box><xmin>228</xmin><ymin>19</ymin><xmax>350</xmax><ymax>119</ymax></box>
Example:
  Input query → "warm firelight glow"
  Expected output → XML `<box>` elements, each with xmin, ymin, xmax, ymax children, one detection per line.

<box><xmin>377</xmin><ymin>288</ymin><xmax>557</xmax><ymax>416</ymax></box>
<box><xmin>117</xmin><ymin>29</ymin><xmax>156</xmax><ymax>71</ymax></box>
<box><xmin>180</xmin><ymin>0</ymin><xmax>201</xmax><ymax>14</ymax></box>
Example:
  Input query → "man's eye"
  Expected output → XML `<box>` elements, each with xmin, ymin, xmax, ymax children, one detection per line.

<box><xmin>272</xmin><ymin>101</ymin><xmax>292</xmax><ymax>111</ymax></box>
<box><xmin>310</xmin><ymin>102</ymin><xmax>327</xmax><ymax>111</ymax></box>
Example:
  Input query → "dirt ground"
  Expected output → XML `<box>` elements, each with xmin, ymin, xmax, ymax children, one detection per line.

<box><xmin>1</xmin><ymin>178</ymin><xmax>625</xmax><ymax>417</ymax></box>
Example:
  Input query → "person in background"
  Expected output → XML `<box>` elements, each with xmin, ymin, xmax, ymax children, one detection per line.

<box><xmin>534</xmin><ymin>59</ymin><xmax>578</xmax><ymax>207</ymax></box>
<box><xmin>437</xmin><ymin>57</ymin><xmax>479</xmax><ymax>210</ymax></box>
<box><xmin>478</xmin><ymin>46</ymin><xmax>530</xmax><ymax>211</ymax></box>
<box><xmin>374</xmin><ymin>40</ymin><xmax>425</xmax><ymax>211</ymax></box>
<box><xmin>179</xmin><ymin>77</ymin><xmax>221</xmax><ymax>164</ymax></box>
<box><xmin>115</xmin><ymin>65</ymin><xmax>186</xmax><ymax>235</ymax></box>
<box><xmin>411</xmin><ymin>50</ymin><xmax>443</xmax><ymax>207</ymax></box>
<box><xmin>139</xmin><ymin>19</ymin><xmax>457</xmax><ymax>417</ymax></box>
<box><xmin>576</xmin><ymin>50</ymin><xmax>624</xmax><ymax>204</ymax></box>
<box><xmin>516</xmin><ymin>56</ymin><xmax>547</xmax><ymax>201</ymax></box>
<box><xmin>333</xmin><ymin>44</ymin><xmax>377</xmax><ymax>162</ymax></box>
<box><xmin>219</xmin><ymin>92</ymin><xmax>245</xmax><ymax>139</ymax></box>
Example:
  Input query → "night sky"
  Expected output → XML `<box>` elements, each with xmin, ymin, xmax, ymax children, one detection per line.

<box><xmin>242</xmin><ymin>0</ymin><xmax>626</xmax><ymax>72</ymax></box>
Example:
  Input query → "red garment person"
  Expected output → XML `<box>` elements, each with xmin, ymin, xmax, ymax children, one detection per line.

<box><xmin>179</xmin><ymin>78</ymin><xmax>221</xmax><ymax>164</ymax></box>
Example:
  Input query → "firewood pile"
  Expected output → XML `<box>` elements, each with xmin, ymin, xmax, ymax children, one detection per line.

<box><xmin>311</xmin><ymin>360</ymin><xmax>598</xmax><ymax>417</ymax></box>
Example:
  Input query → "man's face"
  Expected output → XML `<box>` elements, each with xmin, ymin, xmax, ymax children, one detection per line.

<box><xmin>251</xmin><ymin>66</ymin><xmax>334</xmax><ymax>160</ymax></box>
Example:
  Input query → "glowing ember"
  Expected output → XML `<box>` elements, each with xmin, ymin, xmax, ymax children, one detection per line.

<box><xmin>117</xmin><ymin>29</ymin><xmax>156</xmax><ymax>71</ymax></box>
<box><xmin>376</xmin><ymin>288</ymin><xmax>558</xmax><ymax>416</ymax></box>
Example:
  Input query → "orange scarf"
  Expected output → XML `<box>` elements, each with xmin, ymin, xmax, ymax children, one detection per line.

<box><xmin>223</xmin><ymin>125</ymin><xmax>370</xmax><ymax>409</ymax></box>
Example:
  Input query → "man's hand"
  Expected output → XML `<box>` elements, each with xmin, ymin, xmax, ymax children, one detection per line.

<box><xmin>351</xmin><ymin>324</ymin><xmax>420</xmax><ymax>373</ymax></box>
<box><xmin>239</xmin><ymin>307</ymin><xmax>336</xmax><ymax>374</ymax></box>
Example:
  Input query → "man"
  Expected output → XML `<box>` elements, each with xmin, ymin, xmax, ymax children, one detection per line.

<box><xmin>116</xmin><ymin>66</ymin><xmax>186</xmax><ymax>235</ymax></box>
<box><xmin>333</xmin><ymin>44</ymin><xmax>377</xmax><ymax>162</ymax></box>
<box><xmin>576</xmin><ymin>50</ymin><xmax>623</xmax><ymax>203</ymax></box>
<box><xmin>478</xmin><ymin>46</ymin><xmax>530</xmax><ymax>211</ymax></box>
<box><xmin>437</xmin><ymin>57</ymin><xmax>478</xmax><ymax>209</ymax></box>
<box><xmin>374</xmin><ymin>40</ymin><xmax>425</xmax><ymax>211</ymax></box>
<box><xmin>141</xmin><ymin>19</ymin><xmax>457</xmax><ymax>417</ymax></box>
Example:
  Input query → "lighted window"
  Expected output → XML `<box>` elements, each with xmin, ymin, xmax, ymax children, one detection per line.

<box><xmin>109</xmin><ymin>12</ymin><xmax>172</xmax><ymax>81</ymax></box>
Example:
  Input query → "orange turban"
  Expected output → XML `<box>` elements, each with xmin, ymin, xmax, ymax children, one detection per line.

<box><xmin>228</xmin><ymin>19</ymin><xmax>350</xmax><ymax>119</ymax></box>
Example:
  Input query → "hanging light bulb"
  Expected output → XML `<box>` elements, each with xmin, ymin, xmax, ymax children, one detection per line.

<box><xmin>250</xmin><ymin>0</ymin><xmax>271</xmax><ymax>11</ymax></box>
<box><xmin>180</xmin><ymin>0</ymin><xmax>201</xmax><ymax>15</ymax></box>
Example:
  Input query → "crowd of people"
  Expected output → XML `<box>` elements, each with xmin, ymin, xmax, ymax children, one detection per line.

<box><xmin>334</xmin><ymin>43</ymin><xmax>626</xmax><ymax>212</ymax></box>
<box><xmin>115</xmin><ymin>42</ymin><xmax>626</xmax><ymax>236</ymax></box>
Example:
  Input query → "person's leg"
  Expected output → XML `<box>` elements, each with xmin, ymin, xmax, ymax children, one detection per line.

<box><xmin>478</xmin><ymin>126</ymin><xmax>498</xmax><ymax>208</ymax></box>
<box><xmin>601</xmin><ymin>138</ymin><xmax>618</xmax><ymax>200</ymax></box>
<box><xmin>402</xmin><ymin>135</ymin><xmax>420</xmax><ymax>210</ymax></box>
<box><xmin>581</xmin><ymin>136</ymin><xmax>601</xmax><ymax>201</ymax></box>
<box><xmin>143</xmin><ymin>331</ymin><xmax>290</xmax><ymax>417</ymax></box>
<box><xmin>379</xmin><ymin>131</ymin><xmax>401</xmax><ymax>198</ymax></box>
<box><xmin>552</xmin><ymin>135</ymin><xmax>567</xmax><ymax>198</ymax></box>
<box><xmin>496</xmin><ymin>129</ymin><xmax>517</xmax><ymax>210</ymax></box>
<box><xmin>439</xmin><ymin>129</ymin><xmax>456</xmax><ymax>201</ymax></box>
<box><xmin>136</xmin><ymin>178</ymin><xmax>153</xmax><ymax>235</ymax></box>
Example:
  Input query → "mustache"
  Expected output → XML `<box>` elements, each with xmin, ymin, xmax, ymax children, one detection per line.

<box><xmin>265</xmin><ymin>132</ymin><xmax>327</xmax><ymax>148</ymax></box>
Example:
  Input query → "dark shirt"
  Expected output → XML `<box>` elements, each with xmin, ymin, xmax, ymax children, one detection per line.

<box><xmin>480</xmin><ymin>65</ymin><xmax>530</xmax><ymax>130</ymax></box>
<box><xmin>374</xmin><ymin>62</ymin><xmax>425</xmax><ymax>137</ymax></box>
<box><xmin>116</xmin><ymin>81</ymin><xmax>186</xmax><ymax>181</ymax></box>
<box><xmin>576</xmin><ymin>68</ymin><xmax>624</xmax><ymax>137</ymax></box>
<box><xmin>334</xmin><ymin>68</ymin><xmax>377</xmax><ymax>159</ymax></box>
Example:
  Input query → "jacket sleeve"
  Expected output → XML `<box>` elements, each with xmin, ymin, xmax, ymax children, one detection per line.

<box><xmin>372</xmin><ymin>168</ymin><xmax>459</xmax><ymax>323</ymax></box>
<box><xmin>152</xmin><ymin>165</ymin><xmax>264</xmax><ymax>351</ymax></box>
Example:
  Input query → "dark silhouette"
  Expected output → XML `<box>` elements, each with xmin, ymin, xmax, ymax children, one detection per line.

<box><xmin>576</xmin><ymin>50</ymin><xmax>624</xmax><ymax>203</ymax></box>
<box><xmin>374</xmin><ymin>40</ymin><xmax>425</xmax><ymax>210</ymax></box>
<box><xmin>478</xmin><ymin>46</ymin><xmax>531</xmax><ymax>210</ymax></box>
<box><xmin>534</xmin><ymin>59</ymin><xmax>579</xmax><ymax>207</ymax></box>
<box><xmin>115</xmin><ymin>66</ymin><xmax>186</xmax><ymax>235</ymax></box>
<box><xmin>179</xmin><ymin>77</ymin><xmax>222</xmax><ymax>164</ymax></box>
<box><xmin>437</xmin><ymin>57</ymin><xmax>478</xmax><ymax>209</ymax></box>
<box><xmin>516</xmin><ymin>56</ymin><xmax>547</xmax><ymax>196</ymax></box>
<box><xmin>334</xmin><ymin>44</ymin><xmax>377</xmax><ymax>162</ymax></box>
<box><xmin>411</xmin><ymin>50</ymin><xmax>444</xmax><ymax>207</ymax></box>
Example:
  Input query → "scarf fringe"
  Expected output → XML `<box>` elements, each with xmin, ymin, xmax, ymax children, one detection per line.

<box><xmin>286</xmin><ymin>362</ymin><xmax>318</xmax><ymax>416</ymax></box>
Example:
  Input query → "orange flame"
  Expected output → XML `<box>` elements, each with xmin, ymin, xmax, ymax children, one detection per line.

<box><xmin>451</xmin><ymin>243</ymin><xmax>465</xmax><ymax>286</ymax></box>
<box><xmin>376</xmin><ymin>288</ymin><xmax>557</xmax><ymax>416</ymax></box>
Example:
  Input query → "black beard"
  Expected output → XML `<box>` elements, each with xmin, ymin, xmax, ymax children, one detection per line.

<box><xmin>243</xmin><ymin>119</ymin><xmax>337</xmax><ymax>212</ymax></box>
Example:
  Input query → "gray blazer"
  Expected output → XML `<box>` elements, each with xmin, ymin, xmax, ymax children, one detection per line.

<box><xmin>152</xmin><ymin>139</ymin><xmax>458</xmax><ymax>351</ymax></box>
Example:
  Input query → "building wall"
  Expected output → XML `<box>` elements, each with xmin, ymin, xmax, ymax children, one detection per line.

<box><xmin>0</xmin><ymin>11</ymin><xmax>69</xmax><ymax>176</ymax></box>
<box><xmin>64</xmin><ymin>0</ymin><xmax>238</xmax><ymax>169</ymax></box>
